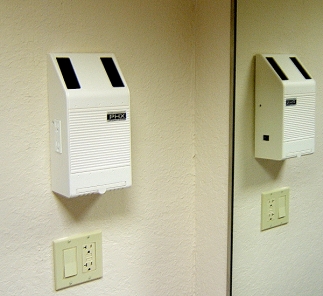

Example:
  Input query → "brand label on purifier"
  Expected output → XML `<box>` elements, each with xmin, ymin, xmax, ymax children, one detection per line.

<box><xmin>107</xmin><ymin>112</ymin><xmax>127</xmax><ymax>121</ymax></box>
<box><xmin>286</xmin><ymin>99</ymin><xmax>297</xmax><ymax>106</ymax></box>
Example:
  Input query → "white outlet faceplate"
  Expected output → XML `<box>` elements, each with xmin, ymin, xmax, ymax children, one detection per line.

<box><xmin>261</xmin><ymin>187</ymin><xmax>289</xmax><ymax>231</ymax></box>
<box><xmin>53</xmin><ymin>230</ymin><xmax>102</xmax><ymax>290</ymax></box>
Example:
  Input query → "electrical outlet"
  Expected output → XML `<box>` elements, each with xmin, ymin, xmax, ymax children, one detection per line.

<box><xmin>261</xmin><ymin>187</ymin><xmax>289</xmax><ymax>231</ymax></box>
<box><xmin>267</xmin><ymin>197</ymin><xmax>275</xmax><ymax>222</ymax></box>
<box><xmin>83</xmin><ymin>242</ymin><xmax>96</xmax><ymax>272</ymax></box>
<box><xmin>53</xmin><ymin>230</ymin><xmax>102</xmax><ymax>290</ymax></box>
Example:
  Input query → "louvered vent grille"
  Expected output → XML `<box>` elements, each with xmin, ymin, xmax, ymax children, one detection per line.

<box><xmin>69</xmin><ymin>108</ymin><xmax>130</xmax><ymax>173</ymax></box>
<box><xmin>284</xmin><ymin>95</ymin><xmax>315</xmax><ymax>142</ymax></box>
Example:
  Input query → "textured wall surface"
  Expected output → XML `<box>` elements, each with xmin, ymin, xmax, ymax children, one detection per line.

<box><xmin>232</xmin><ymin>0</ymin><xmax>323</xmax><ymax>295</ymax></box>
<box><xmin>195</xmin><ymin>0</ymin><xmax>231</xmax><ymax>295</ymax></box>
<box><xmin>0</xmin><ymin>1</ymin><xmax>196</xmax><ymax>295</ymax></box>
<box><xmin>0</xmin><ymin>0</ymin><xmax>231</xmax><ymax>295</ymax></box>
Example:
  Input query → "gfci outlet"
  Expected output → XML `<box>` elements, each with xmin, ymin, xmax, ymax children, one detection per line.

<box><xmin>83</xmin><ymin>242</ymin><xmax>96</xmax><ymax>272</ymax></box>
<box><xmin>261</xmin><ymin>187</ymin><xmax>289</xmax><ymax>231</ymax></box>
<box><xmin>53</xmin><ymin>230</ymin><xmax>102</xmax><ymax>290</ymax></box>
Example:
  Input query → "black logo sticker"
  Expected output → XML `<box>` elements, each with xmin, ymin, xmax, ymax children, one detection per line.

<box><xmin>286</xmin><ymin>99</ymin><xmax>297</xmax><ymax>106</ymax></box>
<box><xmin>107</xmin><ymin>112</ymin><xmax>127</xmax><ymax>121</ymax></box>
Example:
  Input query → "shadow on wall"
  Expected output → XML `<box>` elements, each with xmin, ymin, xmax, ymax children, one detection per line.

<box><xmin>54</xmin><ymin>188</ymin><xmax>130</xmax><ymax>221</ymax></box>
<box><xmin>256</xmin><ymin>158</ymin><xmax>285</xmax><ymax>180</ymax></box>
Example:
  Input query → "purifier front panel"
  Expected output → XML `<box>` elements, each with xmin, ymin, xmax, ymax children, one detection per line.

<box><xmin>283</xmin><ymin>94</ymin><xmax>315</xmax><ymax>143</ymax></box>
<box><xmin>69</xmin><ymin>107</ymin><xmax>131</xmax><ymax>174</ymax></box>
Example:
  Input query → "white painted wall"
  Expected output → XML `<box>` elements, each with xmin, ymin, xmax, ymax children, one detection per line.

<box><xmin>232</xmin><ymin>0</ymin><xmax>323</xmax><ymax>295</ymax></box>
<box><xmin>0</xmin><ymin>0</ymin><xmax>231</xmax><ymax>295</ymax></box>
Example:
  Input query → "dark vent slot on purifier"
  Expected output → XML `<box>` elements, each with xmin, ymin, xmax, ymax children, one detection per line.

<box><xmin>101</xmin><ymin>57</ymin><xmax>124</xmax><ymax>87</ymax></box>
<box><xmin>266</xmin><ymin>57</ymin><xmax>288</xmax><ymax>80</ymax></box>
<box><xmin>56</xmin><ymin>58</ymin><xmax>81</xmax><ymax>89</ymax></box>
<box><xmin>290</xmin><ymin>57</ymin><xmax>311</xmax><ymax>79</ymax></box>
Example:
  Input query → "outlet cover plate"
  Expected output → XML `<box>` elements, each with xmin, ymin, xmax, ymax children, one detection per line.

<box><xmin>261</xmin><ymin>187</ymin><xmax>289</xmax><ymax>231</ymax></box>
<box><xmin>53</xmin><ymin>230</ymin><xmax>102</xmax><ymax>290</ymax></box>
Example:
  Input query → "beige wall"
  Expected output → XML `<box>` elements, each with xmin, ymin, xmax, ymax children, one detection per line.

<box><xmin>233</xmin><ymin>0</ymin><xmax>323</xmax><ymax>295</ymax></box>
<box><xmin>195</xmin><ymin>0</ymin><xmax>231</xmax><ymax>294</ymax></box>
<box><xmin>0</xmin><ymin>1</ymin><xmax>231</xmax><ymax>295</ymax></box>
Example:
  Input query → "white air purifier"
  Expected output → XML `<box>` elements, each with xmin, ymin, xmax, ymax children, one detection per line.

<box><xmin>255</xmin><ymin>54</ymin><xmax>315</xmax><ymax>160</ymax></box>
<box><xmin>48</xmin><ymin>53</ymin><xmax>131</xmax><ymax>197</ymax></box>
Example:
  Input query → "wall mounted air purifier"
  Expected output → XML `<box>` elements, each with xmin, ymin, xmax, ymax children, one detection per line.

<box><xmin>255</xmin><ymin>54</ymin><xmax>315</xmax><ymax>160</ymax></box>
<box><xmin>48</xmin><ymin>53</ymin><xmax>131</xmax><ymax>197</ymax></box>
